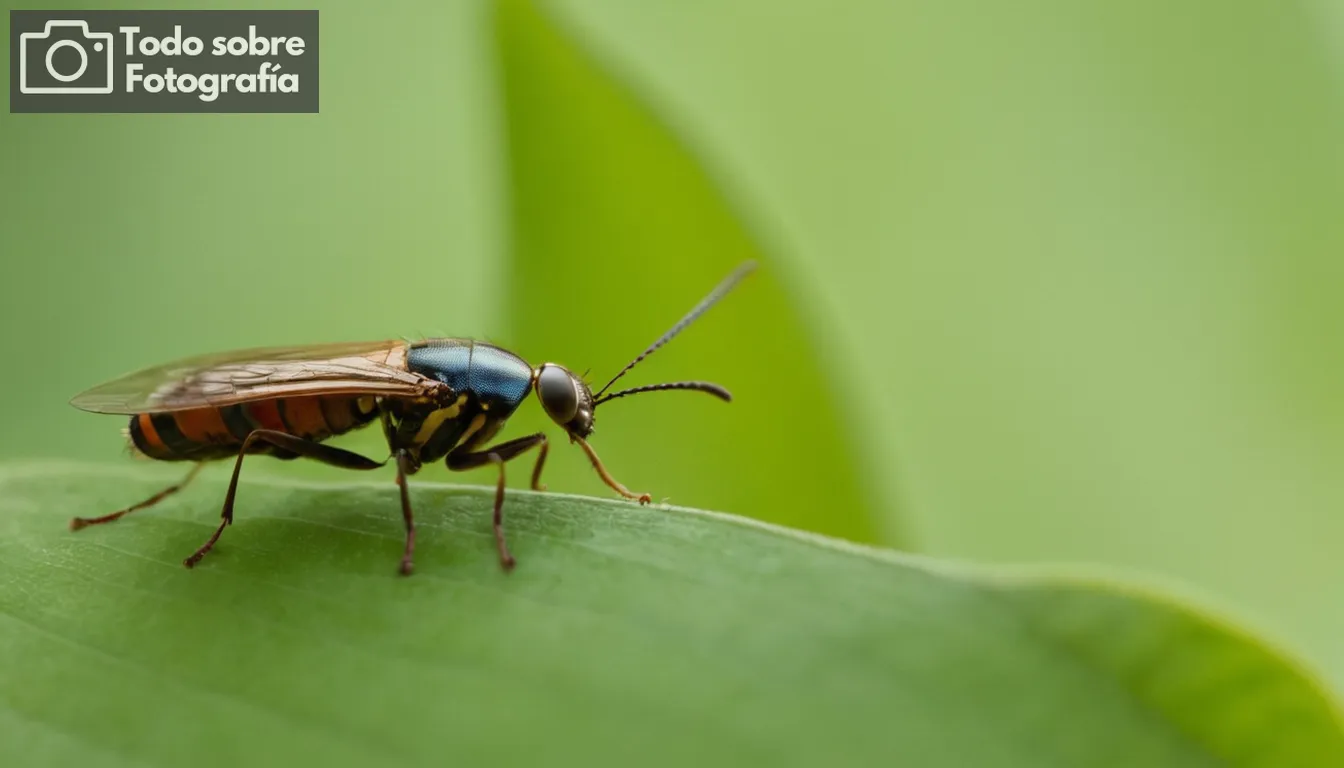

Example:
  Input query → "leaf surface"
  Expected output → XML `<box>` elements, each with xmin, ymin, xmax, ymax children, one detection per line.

<box><xmin>0</xmin><ymin>462</ymin><xmax>1338</xmax><ymax>767</ymax></box>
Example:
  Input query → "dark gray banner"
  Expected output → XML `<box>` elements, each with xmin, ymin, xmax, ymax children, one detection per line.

<box><xmin>10</xmin><ymin>10</ymin><xmax>318</xmax><ymax>113</ymax></box>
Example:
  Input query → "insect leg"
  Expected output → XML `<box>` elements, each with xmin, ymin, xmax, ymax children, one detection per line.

<box><xmin>394</xmin><ymin>449</ymin><xmax>417</xmax><ymax>576</ymax></box>
<box><xmin>70</xmin><ymin>462</ymin><xmax>205</xmax><ymax>531</ymax></box>
<box><xmin>183</xmin><ymin>429</ymin><xmax>387</xmax><ymax>569</ymax></box>
<box><xmin>573</xmin><ymin>436</ymin><xmax>652</xmax><ymax>504</ymax></box>
<box><xmin>377</xmin><ymin>403</ymin><xmax>423</xmax><ymax>576</ymax></box>
<box><xmin>445</xmin><ymin>432</ymin><xmax>548</xmax><ymax>570</ymax></box>
<box><xmin>529</xmin><ymin>436</ymin><xmax>550</xmax><ymax>492</ymax></box>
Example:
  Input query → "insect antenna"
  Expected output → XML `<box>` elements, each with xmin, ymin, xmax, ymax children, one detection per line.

<box><xmin>594</xmin><ymin>380</ymin><xmax>732</xmax><ymax>407</ymax></box>
<box><xmin>592</xmin><ymin>261</ymin><xmax>757</xmax><ymax>405</ymax></box>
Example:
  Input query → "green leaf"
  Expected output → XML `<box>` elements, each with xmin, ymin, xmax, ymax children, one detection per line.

<box><xmin>1</xmin><ymin>462</ymin><xmax>1339</xmax><ymax>767</ymax></box>
<box><xmin>544</xmin><ymin>0</ymin><xmax>1344</xmax><ymax>691</ymax></box>
<box><xmin>491</xmin><ymin>0</ymin><xmax>895</xmax><ymax>546</ymax></box>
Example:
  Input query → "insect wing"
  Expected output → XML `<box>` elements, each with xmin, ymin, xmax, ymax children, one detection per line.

<box><xmin>70</xmin><ymin>340</ymin><xmax>443</xmax><ymax>414</ymax></box>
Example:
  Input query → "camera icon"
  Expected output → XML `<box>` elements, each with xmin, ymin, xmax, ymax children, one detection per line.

<box><xmin>19</xmin><ymin>20</ymin><xmax>114</xmax><ymax>94</ymax></box>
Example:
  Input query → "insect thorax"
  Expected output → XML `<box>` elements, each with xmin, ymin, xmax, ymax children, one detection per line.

<box><xmin>385</xmin><ymin>391</ymin><xmax>513</xmax><ymax>464</ymax></box>
<box><xmin>390</xmin><ymin>339</ymin><xmax>534</xmax><ymax>463</ymax></box>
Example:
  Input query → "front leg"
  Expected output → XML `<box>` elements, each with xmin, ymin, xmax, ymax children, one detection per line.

<box><xmin>574</xmin><ymin>436</ymin><xmax>651</xmax><ymax>504</ymax></box>
<box><xmin>445</xmin><ymin>433</ymin><xmax>548</xmax><ymax>570</ymax></box>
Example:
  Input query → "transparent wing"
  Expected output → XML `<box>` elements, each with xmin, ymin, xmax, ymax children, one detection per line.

<box><xmin>69</xmin><ymin>340</ymin><xmax>447</xmax><ymax>414</ymax></box>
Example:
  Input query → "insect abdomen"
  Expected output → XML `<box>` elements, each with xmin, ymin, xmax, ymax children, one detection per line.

<box><xmin>127</xmin><ymin>395</ymin><xmax>380</xmax><ymax>461</ymax></box>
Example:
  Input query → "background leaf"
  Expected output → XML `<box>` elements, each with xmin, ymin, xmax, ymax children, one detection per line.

<box><xmin>540</xmin><ymin>0</ymin><xmax>1344</xmax><ymax>691</ymax></box>
<box><xmin>491</xmin><ymin>0</ymin><xmax>894</xmax><ymax>545</ymax></box>
<box><xmin>0</xmin><ymin>462</ymin><xmax>1339</xmax><ymax>767</ymax></box>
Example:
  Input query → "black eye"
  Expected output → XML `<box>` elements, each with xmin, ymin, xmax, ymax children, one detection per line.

<box><xmin>536</xmin><ymin>365</ymin><xmax>578</xmax><ymax>425</ymax></box>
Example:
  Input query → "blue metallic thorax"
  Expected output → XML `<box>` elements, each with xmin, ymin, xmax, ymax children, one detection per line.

<box><xmin>406</xmin><ymin>339</ymin><xmax>533</xmax><ymax>414</ymax></box>
<box><xmin>389</xmin><ymin>339</ymin><xmax>536</xmax><ymax>465</ymax></box>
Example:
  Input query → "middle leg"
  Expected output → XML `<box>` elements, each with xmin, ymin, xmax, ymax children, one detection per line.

<box><xmin>445</xmin><ymin>432</ymin><xmax>549</xmax><ymax>570</ymax></box>
<box><xmin>394</xmin><ymin>449</ymin><xmax>418</xmax><ymax>576</ymax></box>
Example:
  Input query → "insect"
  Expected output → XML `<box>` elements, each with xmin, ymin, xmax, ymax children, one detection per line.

<box><xmin>68</xmin><ymin>262</ymin><xmax>755</xmax><ymax>575</ymax></box>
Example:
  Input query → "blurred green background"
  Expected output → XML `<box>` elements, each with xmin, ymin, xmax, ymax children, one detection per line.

<box><xmin>3</xmin><ymin>0</ymin><xmax>1343</xmax><ymax>703</ymax></box>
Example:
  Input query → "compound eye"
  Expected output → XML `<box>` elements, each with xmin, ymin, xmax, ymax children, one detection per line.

<box><xmin>536</xmin><ymin>365</ymin><xmax>579</xmax><ymax>425</ymax></box>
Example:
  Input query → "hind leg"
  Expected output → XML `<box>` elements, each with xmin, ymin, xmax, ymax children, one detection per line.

<box><xmin>183</xmin><ymin>430</ymin><xmax>386</xmax><ymax>569</ymax></box>
<box><xmin>70</xmin><ymin>462</ymin><xmax>206</xmax><ymax>531</ymax></box>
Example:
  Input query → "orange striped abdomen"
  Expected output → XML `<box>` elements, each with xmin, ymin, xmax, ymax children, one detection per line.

<box><xmin>127</xmin><ymin>395</ymin><xmax>381</xmax><ymax>461</ymax></box>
